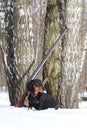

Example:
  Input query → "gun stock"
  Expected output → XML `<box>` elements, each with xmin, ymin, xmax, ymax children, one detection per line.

<box><xmin>16</xmin><ymin>90</ymin><xmax>28</xmax><ymax>107</ymax></box>
<box><xmin>16</xmin><ymin>27</ymin><xmax>67</xmax><ymax>107</ymax></box>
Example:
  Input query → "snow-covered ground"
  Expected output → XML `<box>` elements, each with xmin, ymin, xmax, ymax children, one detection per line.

<box><xmin>0</xmin><ymin>91</ymin><xmax>87</xmax><ymax>130</ymax></box>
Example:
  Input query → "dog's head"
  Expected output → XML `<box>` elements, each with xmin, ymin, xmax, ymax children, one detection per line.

<box><xmin>26</xmin><ymin>79</ymin><xmax>43</xmax><ymax>96</ymax></box>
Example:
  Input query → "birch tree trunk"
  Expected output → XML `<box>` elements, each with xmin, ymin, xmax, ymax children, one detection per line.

<box><xmin>44</xmin><ymin>0</ymin><xmax>65</xmax><ymax>99</ymax></box>
<box><xmin>1</xmin><ymin>0</ymin><xmax>47</xmax><ymax>105</ymax></box>
<box><xmin>60</xmin><ymin>0</ymin><xmax>85</xmax><ymax>108</ymax></box>
<box><xmin>0</xmin><ymin>0</ymin><xmax>7</xmax><ymax>91</ymax></box>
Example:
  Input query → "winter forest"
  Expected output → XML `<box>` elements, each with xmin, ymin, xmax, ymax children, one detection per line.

<box><xmin>0</xmin><ymin>0</ymin><xmax>87</xmax><ymax>109</ymax></box>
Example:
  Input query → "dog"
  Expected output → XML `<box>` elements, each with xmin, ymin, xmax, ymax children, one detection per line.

<box><xmin>26</xmin><ymin>79</ymin><xmax>61</xmax><ymax>110</ymax></box>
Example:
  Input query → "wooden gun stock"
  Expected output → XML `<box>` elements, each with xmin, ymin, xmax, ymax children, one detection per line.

<box><xmin>16</xmin><ymin>78</ymin><xmax>48</xmax><ymax>107</ymax></box>
<box><xmin>16</xmin><ymin>90</ymin><xmax>28</xmax><ymax>107</ymax></box>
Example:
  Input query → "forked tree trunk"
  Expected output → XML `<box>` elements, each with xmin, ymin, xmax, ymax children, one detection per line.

<box><xmin>1</xmin><ymin>0</ymin><xmax>47</xmax><ymax>105</ymax></box>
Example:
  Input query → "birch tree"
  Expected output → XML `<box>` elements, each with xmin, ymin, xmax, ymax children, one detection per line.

<box><xmin>43</xmin><ymin>0</ymin><xmax>65</xmax><ymax>100</ymax></box>
<box><xmin>60</xmin><ymin>0</ymin><xmax>86</xmax><ymax>108</ymax></box>
<box><xmin>1</xmin><ymin>0</ymin><xmax>47</xmax><ymax>105</ymax></box>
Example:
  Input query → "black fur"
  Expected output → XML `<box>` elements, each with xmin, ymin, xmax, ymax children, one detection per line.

<box><xmin>26</xmin><ymin>79</ymin><xmax>43</xmax><ymax>93</ymax></box>
<box><xmin>28</xmin><ymin>92</ymin><xmax>60</xmax><ymax>110</ymax></box>
<box><xmin>28</xmin><ymin>92</ymin><xmax>42</xmax><ymax>110</ymax></box>
<box><xmin>26</xmin><ymin>79</ymin><xmax>61</xmax><ymax>110</ymax></box>
<box><xmin>38</xmin><ymin>92</ymin><xmax>60</xmax><ymax>110</ymax></box>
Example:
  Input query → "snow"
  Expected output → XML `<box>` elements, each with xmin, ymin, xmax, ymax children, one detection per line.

<box><xmin>0</xmin><ymin>91</ymin><xmax>87</xmax><ymax>130</ymax></box>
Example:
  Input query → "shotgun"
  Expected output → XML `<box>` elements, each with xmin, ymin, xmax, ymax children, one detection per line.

<box><xmin>16</xmin><ymin>27</ymin><xmax>67</xmax><ymax>107</ymax></box>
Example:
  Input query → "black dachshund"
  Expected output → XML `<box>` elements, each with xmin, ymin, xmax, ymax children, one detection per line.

<box><xmin>26</xmin><ymin>79</ymin><xmax>61</xmax><ymax>110</ymax></box>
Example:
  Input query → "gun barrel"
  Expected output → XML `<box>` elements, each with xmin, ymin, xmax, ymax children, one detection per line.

<box><xmin>30</xmin><ymin>28</ymin><xmax>67</xmax><ymax>80</ymax></box>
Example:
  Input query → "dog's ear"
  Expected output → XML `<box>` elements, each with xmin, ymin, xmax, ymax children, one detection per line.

<box><xmin>26</xmin><ymin>80</ymin><xmax>35</xmax><ymax>93</ymax></box>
